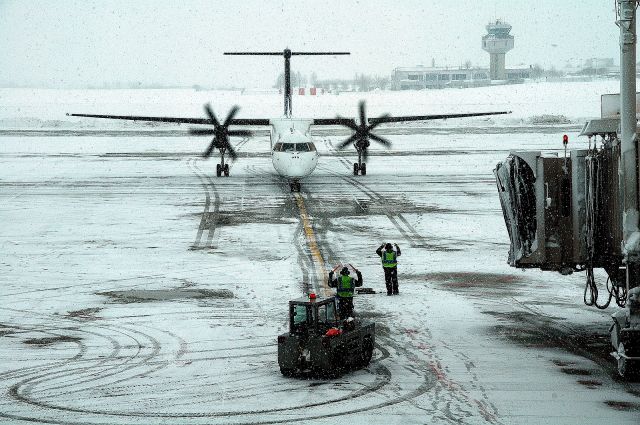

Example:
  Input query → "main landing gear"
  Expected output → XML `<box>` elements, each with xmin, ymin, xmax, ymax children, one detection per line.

<box><xmin>353</xmin><ymin>162</ymin><xmax>366</xmax><ymax>176</ymax></box>
<box><xmin>215</xmin><ymin>151</ymin><xmax>231</xmax><ymax>177</ymax></box>
<box><xmin>216</xmin><ymin>163</ymin><xmax>230</xmax><ymax>177</ymax></box>
<box><xmin>353</xmin><ymin>148</ymin><xmax>367</xmax><ymax>176</ymax></box>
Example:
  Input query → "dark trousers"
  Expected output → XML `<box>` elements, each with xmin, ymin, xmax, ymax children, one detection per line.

<box><xmin>337</xmin><ymin>296</ymin><xmax>354</xmax><ymax>319</ymax></box>
<box><xmin>384</xmin><ymin>267</ymin><xmax>398</xmax><ymax>295</ymax></box>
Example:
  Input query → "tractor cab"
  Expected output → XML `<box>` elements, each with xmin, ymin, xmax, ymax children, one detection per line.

<box><xmin>278</xmin><ymin>293</ymin><xmax>375</xmax><ymax>377</ymax></box>
<box><xmin>289</xmin><ymin>294</ymin><xmax>339</xmax><ymax>336</ymax></box>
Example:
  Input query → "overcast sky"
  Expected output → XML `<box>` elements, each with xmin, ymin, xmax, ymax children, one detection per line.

<box><xmin>0</xmin><ymin>0</ymin><xmax>622</xmax><ymax>88</ymax></box>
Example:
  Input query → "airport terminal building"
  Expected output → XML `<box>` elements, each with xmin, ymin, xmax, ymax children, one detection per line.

<box><xmin>391</xmin><ymin>65</ymin><xmax>531</xmax><ymax>90</ymax></box>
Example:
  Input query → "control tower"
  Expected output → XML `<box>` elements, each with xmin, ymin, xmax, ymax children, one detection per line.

<box><xmin>482</xmin><ymin>20</ymin><xmax>514</xmax><ymax>80</ymax></box>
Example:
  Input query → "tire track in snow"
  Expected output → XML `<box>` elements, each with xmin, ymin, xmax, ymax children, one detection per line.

<box><xmin>187</xmin><ymin>138</ymin><xmax>250</xmax><ymax>250</ymax></box>
<box><xmin>187</xmin><ymin>157</ymin><xmax>219</xmax><ymax>250</ymax></box>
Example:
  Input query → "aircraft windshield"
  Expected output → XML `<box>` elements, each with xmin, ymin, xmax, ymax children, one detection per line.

<box><xmin>281</xmin><ymin>143</ymin><xmax>296</xmax><ymax>152</ymax></box>
<box><xmin>297</xmin><ymin>143</ymin><xmax>311</xmax><ymax>152</ymax></box>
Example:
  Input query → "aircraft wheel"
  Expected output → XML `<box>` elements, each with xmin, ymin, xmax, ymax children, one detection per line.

<box><xmin>223</xmin><ymin>164</ymin><xmax>230</xmax><ymax>177</ymax></box>
<box><xmin>360</xmin><ymin>163</ymin><xmax>366</xmax><ymax>175</ymax></box>
<box><xmin>216</xmin><ymin>164</ymin><xmax>222</xmax><ymax>177</ymax></box>
<box><xmin>353</xmin><ymin>163</ymin><xmax>359</xmax><ymax>175</ymax></box>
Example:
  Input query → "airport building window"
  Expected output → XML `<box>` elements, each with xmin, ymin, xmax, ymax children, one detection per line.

<box><xmin>438</xmin><ymin>74</ymin><xmax>450</xmax><ymax>81</ymax></box>
<box><xmin>407</xmin><ymin>74</ymin><xmax>421</xmax><ymax>80</ymax></box>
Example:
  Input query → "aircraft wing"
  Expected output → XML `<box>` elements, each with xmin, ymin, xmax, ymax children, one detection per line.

<box><xmin>67</xmin><ymin>113</ymin><xmax>270</xmax><ymax>126</ymax></box>
<box><xmin>367</xmin><ymin>111</ymin><xmax>510</xmax><ymax>125</ymax></box>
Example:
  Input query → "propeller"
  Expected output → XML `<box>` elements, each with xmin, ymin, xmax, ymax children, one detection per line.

<box><xmin>189</xmin><ymin>104</ymin><xmax>252</xmax><ymax>160</ymax></box>
<box><xmin>336</xmin><ymin>101</ymin><xmax>390</xmax><ymax>162</ymax></box>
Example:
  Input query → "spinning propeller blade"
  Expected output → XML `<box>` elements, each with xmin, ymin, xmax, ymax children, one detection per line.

<box><xmin>190</xmin><ymin>104</ymin><xmax>252</xmax><ymax>159</ymax></box>
<box><xmin>336</xmin><ymin>101</ymin><xmax>391</xmax><ymax>159</ymax></box>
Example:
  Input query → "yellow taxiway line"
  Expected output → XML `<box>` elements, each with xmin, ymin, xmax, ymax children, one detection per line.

<box><xmin>293</xmin><ymin>193</ymin><xmax>331</xmax><ymax>297</ymax></box>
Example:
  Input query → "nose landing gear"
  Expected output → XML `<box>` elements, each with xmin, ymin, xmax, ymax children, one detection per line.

<box><xmin>290</xmin><ymin>181</ymin><xmax>301</xmax><ymax>192</ymax></box>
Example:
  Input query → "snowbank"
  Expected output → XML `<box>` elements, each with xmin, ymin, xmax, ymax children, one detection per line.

<box><xmin>0</xmin><ymin>80</ymin><xmax>623</xmax><ymax>130</ymax></box>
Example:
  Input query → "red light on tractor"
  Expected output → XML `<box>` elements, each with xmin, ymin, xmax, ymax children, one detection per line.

<box><xmin>563</xmin><ymin>134</ymin><xmax>569</xmax><ymax>145</ymax></box>
<box><xmin>309</xmin><ymin>293</ymin><xmax>316</xmax><ymax>300</ymax></box>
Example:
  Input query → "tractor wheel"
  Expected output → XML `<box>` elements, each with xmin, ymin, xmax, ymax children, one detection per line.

<box><xmin>353</xmin><ymin>163</ymin><xmax>359</xmax><ymax>175</ymax></box>
<box><xmin>616</xmin><ymin>342</ymin><xmax>640</xmax><ymax>378</ymax></box>
<box><xmin>216</xmin><ymin>164</ymin><xmax>222</xmax><ymax>177</ymax></box>
<box><xmin>280</xmin><ymin>367</ymin><xmax>295</xmax><ymax>377</ymax></box>
<box><xmin>360</xmin><ymin>163</ymin><xmax>367</xmax><ymax>176</ymax></box>
<box><xmin>360</xmin><ymin>338</ymin><xmax>374</xmax><ymax>368</ymax></box>
<box><xmin>223</xmin><ymin>164</ymin><xmax>230</xmax><ymax>177</ymax></box>
<box><xmin>329</xmin><ymin>346</ymin><xmax>346</xmax><ymax>377</ymax></box>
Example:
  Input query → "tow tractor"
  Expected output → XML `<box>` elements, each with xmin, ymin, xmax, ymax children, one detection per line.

<box><xmin>277</xmin><ymin>293</ymin><xmax>375</xmax><ymax>377</ymax></box>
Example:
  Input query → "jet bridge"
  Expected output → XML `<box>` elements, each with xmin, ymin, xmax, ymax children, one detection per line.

<box><xmin>495</xmin><ymin>115</ymin><xmax>636</xmax><ymax>376</ymax></box>
<box><xmin>495</xmin><ymin>0</ymin><xmax>640</xmax><ymax>377</ymax></box>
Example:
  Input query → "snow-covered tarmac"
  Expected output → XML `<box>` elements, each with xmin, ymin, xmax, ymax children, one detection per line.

<box><xmin>1</xmin><ymin>84</ymin><xmax>640</xmax><ymax>424</ymax></box>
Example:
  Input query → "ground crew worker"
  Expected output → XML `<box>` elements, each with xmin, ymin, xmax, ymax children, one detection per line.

<box><xmin>376</xmin><ymin>243</ymin><xmax>401</xmax><ymax>295</ymax></box>
<box><xmin>328</xmin><ymin>265</ymin><xmax>363</xmax><ymax>319</ymax></box>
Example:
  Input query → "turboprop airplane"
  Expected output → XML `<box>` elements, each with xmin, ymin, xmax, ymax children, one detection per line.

<box><xmin>69</xmin><ymin>49</ymin><xmax>509</xmax><ymax>192</ymax></box>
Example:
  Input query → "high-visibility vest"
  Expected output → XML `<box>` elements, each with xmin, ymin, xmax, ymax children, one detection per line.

<box><xmin>337</xmin><ymin>275</ymin><xmax>354</xmax><ymax>298</ymax></box>
<box><xmin>382</xmin><ymin>250</ymin><xmax>397</xmax><ymax>268</ymax></box>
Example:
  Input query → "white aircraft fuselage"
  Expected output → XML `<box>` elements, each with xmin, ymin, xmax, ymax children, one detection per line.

<box><xmin>269</xmin><ymin>118</ymin><xmax>319</xmax><ymax>181</ymax></box>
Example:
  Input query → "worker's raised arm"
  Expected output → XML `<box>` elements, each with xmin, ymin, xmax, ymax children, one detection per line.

<box><xmin>376</xmin><ymin>244</ymin><xmax>385</xmax><ymax>257</ymax></box>
<box><xmin>355</xmin><ymin>269</ymin><xmax>363</xmax><ymax>287</ymax></box>
<box><xmin>394</xmin><ymin>243</ymin><xmax>401</xmax><ymax>256</ymax></box>
<box><xmin>328</xmin><ymin>270</ymin><xmax>336</xmax><ymax>288</ymax></box>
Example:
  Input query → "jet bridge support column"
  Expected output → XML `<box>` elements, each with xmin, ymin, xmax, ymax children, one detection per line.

<box><xmin>609</xmin><ymin>0</ymin><xmax>640</xmax><ymax>378</ymax></box>
<box><xmin>618</xmin><ymin>0</ymin><xmax>640</xmax><ymax>292</ymax></box>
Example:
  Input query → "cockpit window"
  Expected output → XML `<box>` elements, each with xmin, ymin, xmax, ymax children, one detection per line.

<box><xmin>297</xmin><ymin>143</ymin><xmax>310</xmax><ymax>152</ymax></box>
<box><xmin>273</xmin><ymin>143</ymin><xmax>283</xmax><ymax>152</ymax></box>
<box><xmin>281</xmin><ymin>143</ymin><xmax>296</xmax><ymax>152</ymax></box>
